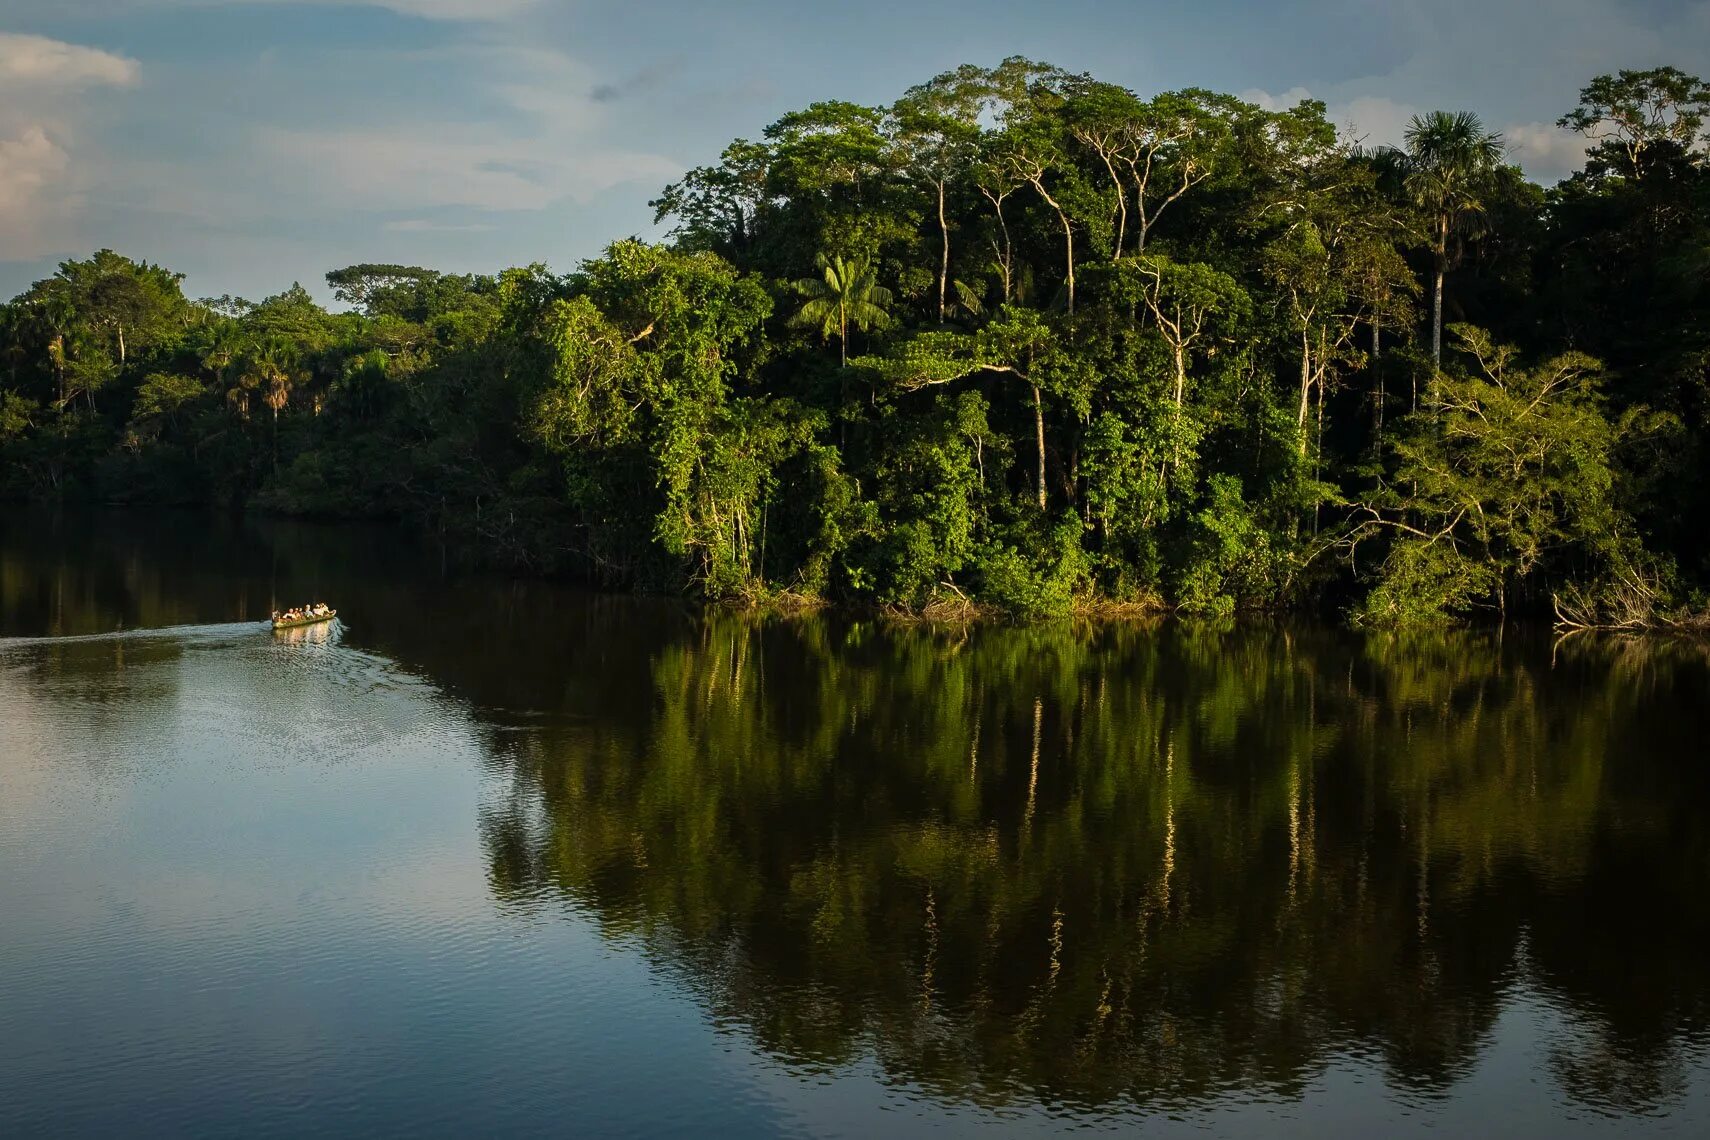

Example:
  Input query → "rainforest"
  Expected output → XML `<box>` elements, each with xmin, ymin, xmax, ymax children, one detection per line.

<box><xmin>3</xmin><ymin>61</ymin><xmax>1708</xmax><ymax>625</ymax></box>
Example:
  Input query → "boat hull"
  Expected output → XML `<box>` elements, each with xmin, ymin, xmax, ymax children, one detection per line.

<box><xmin>270</xmin><ymin>610</ymin><xmax>336</xmax><ymax>631</ymax></box>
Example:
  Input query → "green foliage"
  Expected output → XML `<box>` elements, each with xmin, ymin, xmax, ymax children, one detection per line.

<box><xmin>1174</xmin><ymin>475</ymin><xmax>1281</xmax><ymax>615</ymax></box>
<box><xmin>1356</xmin><ymin>535</ymin><xmax>1497</xmax><ymax>627</ymax></box>
<box><xmin>1558</xmin><ymin>67</ymin><xmax>1710</xmax><ymax>178</ymax></box>
<box><xmin>0</xmin><ymin>392</ymin><xmax>37</xmax><ymax>441</ymax></box>
<box><xmin>974</xmin><ymin>515</ymin><xmax>1090</xmax><ymax>618</ymax></box>
<box><xmin>791</xmin><ymin>252</ymin><xmax>893</xmax><ymax>366</ymax></box>
<box><xmin>4</xmin><ymin>61</ymin><xmax>1708</xmax><ymax>623</ymax></box>
<box><xmin>857</xmin><ymin>392</ymin><xmax>990</xmax><ymax>606</ymax></box>
<box><xmin>1351</xmin><ymin>327</ymin><xmax>1655</xmax><ymax>625</ymax></box>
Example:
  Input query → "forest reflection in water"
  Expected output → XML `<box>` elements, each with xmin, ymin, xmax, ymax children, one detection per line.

<box><xmin>3</xmin><ymin>509</ymin><xmax>1709</xmax><ymax>1128</ymax></box>
<box><xmin>467</xmin><ymin>609</ymin><xmax>1710</xmax><ymax>1116</ymax></box>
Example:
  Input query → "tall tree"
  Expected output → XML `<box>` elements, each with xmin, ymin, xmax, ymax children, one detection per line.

<box><xmin>792</xmin><ymin>253</ymin><xmax>894</xmax><ymax>366</ymax></box>
<box><xmin>891</xmin><ymin>81</ymin><xmax>985</xmax><ymax>323</ymax></box>
<box><xmin>1387</xmin><ymin>112</ymin><xmax>1505</xmax><ymax>370</ymax></box>
<box><xmin>1558</xmin><ymin>66</ymin><xmax>1710</xmax><ymax>177</ymax></box>
<box><xmin>47</xmin><ymin>250</ymin><xmax>188</xmax><ymax>367</ymax></box>
<box><xmin>650</xmin><ymin>140</ymin><xmax>777</xmax><ymax>257</ymax></box>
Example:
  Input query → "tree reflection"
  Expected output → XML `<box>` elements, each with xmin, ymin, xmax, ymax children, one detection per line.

<box><xmin>479</xmin><ymin>614</ymin><xmax>1710</xmax><ymax>1113</ymax></box>
<box><xmin>6</xmin><ymin>511</ymin><xmax>1706</xmax><ymax>1116</ymax></box>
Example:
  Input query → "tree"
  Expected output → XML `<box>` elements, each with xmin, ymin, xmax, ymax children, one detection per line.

<box><xmin>1558</xmin><ymin>66</ymin><xmax>1710</xmax><ymax>178</ymax></box>
<box><xmin>1261</xmin><ymin>149</ymin><xmax>1414</xmax><ymax>451</ymax></box>
<box><xmin>533</xmin><ymin>241</ymin><xmax>786</xmax><ymax>594</ymax></box>
<box><xmin>995</xmin><ymin>120</ymin><xmax>1084</xmax><ymax>314</ymax></box>
<box><xmin>236</xmin><ymin>340</ymin><xmax>298</xmax><ymax>471</ymax></box>
<box><xmin>325</xmin><ymin>264</ymin><xmax>438</xmax><ymax>312</ymax></box>
<box><xmin>0</xmin><ymin>391</ymin><xmax>37</xmax><ymax>442</ymax></box>
<box><xmin>1350</xmin><ymin>327</ymin><xmax>1663</xmax><ymax>624</ymax></box>
<box><xmin>1385</xmin><ymin>112</ymin><xmax>1505</xmax><ymax>370</ymax></box>
<box><xmin>651</xmin><ymin>140</ymin><xmax>777</xmax><ymax>260</ymax></box>
<box><xmin>763</xmin><ymin>101</ymin><xmax>910</xmax><ymax>267</ymax></box>
<box><xmin>46</xmin><ymin>250</ymin><xmax>187</xmax><ymax>367</ymax></box>
<box><xmin>791</xmin><ymin>252</ymin><xmax>893</xmax><ymax>366</ymax></box>
<box><xmin>970</xmin><ymin>143</ymin><xmax>1025</xmax><ymax>304</ymax></box>
<box><xmin>1125</xmin><ymin>256</ymin><xmax>1247</xmax><ymax>409</ymax></box>
<box><xmin>859</xmin><ymin>306</ymin><xmax>1084</xmax><ymax>513</ymax></box>
<box><xmin>891</xmin><ymin>82</ymin><xmax>985</xmax><ymax>322</ymax></box>
<box><xmin>1061</xmin><ymin>80</ymin><xmax>1147</xmax><ymax>259</ymax></box>
<box><xmin>1064</xmin><ymin>86</ymin><xmax>1225</xmax><ymax>257</ymax></box>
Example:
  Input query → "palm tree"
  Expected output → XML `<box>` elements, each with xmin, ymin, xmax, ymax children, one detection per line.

<box><xmin>791</xmin><ymin>253</ymin><xmax>893</xmax><ymax>366</ymax></box>
<box><xmin>1389</xmin><ymin>111</ymin><xmax>1504</xmax><ymax>371</ymax></box>
<box><xmin>234</xmin><ymin>340</ymin><xmax>295</xmax><ymax>471</ymax></box>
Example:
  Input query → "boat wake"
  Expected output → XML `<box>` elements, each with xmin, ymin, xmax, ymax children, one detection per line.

<box><xmin>0</xmin><ymin>621</ymin><xmax>269</xmax><ymax>650</ymax></box>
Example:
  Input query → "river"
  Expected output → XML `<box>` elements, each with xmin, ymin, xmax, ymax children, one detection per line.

<box><xmin>2</xmin><ymin>509</ymin><xmax>1708</xmax><ymax>1136</ymax></box>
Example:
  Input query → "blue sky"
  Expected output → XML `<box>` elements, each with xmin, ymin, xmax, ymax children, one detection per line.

<box><xmin>2</xmin><ymin>0</ymin><xmax>1707</xmax><ymax>302</ymax></box>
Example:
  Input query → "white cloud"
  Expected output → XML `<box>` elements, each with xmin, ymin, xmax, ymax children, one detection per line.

<box><xmin>1502</xmin><ymin>121</ymin><xmax>1591</xmax><ymax>183</ymax></box>
<box><xmin>1242</xmin><ymin>85</ymin><xmax>1597</xmax><ymax>182</ymax></box>
<box><xmin>0</xmin><ymin>35</ymin><xmax>138</xmax><ymax>261</ymax></box>
<box><xmin>0</xmin><ymin>32</ymin><xmax>139</xmax><ymax>90</ymax></box>
<box><xmin>0</xmin><ymin>127</ymin><xmax>74</xmax><ymax>259</ymax></box>
<box><xmin>1241</xmin><ymin>86</ymin><xmax>1314</xmax><ymax>113</ymax></box>
<box><xmin>1244</xmin><ymin>87</ymin><xmax>1424</xmax><ymax>151</ymax></box>
<box><xmin>1236</xmin><ymin>0</ymin><xmax>1710</xmax><ymax>183</ymax></box>
<box><xmin>1335</xmin><ymin>95</ymin><xmax>1422</xmax><ymax>150</ymax></box>
<box><xmin>0</xmin><ymin>126</ymin><xmax>68</xmax><ymax>208</ymax></box>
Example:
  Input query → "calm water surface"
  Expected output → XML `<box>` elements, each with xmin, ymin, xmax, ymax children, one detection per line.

<box><xmin>3</xmin><ymin>510</ymin><xmax>1709</xmax><ymax>1136</ymax></box>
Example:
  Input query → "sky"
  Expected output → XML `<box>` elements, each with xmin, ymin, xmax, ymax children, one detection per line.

<box><xmin>2</xmin><ymin>0</ymin><xmax>1708</xmax><ymax>303</ymax></box>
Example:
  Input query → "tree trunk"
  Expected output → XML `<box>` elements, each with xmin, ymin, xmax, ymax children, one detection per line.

<box><xmin>1374</xmin><ymin>364</ymin><xmax>1386</xmax><ymax>437</ymax></box>
<box><xmin>982</xmin><ymin>188</ymin><xmax>1014</xmax><ymax>303</ymax></box>
<box><xmin>1313</xmin><ymin>344</ymin><xmax>1326</xmax><ymax>534</ymax></box>
<box><xmin>1297</xmin><ymin>330</ymin><xmax>1312</xmax><ymax>451</ymax></box>
<box><xmin>1061</xmin><ymin>215</ymin><xmax>1076</xmax><ymax>315</ymax></box>
<box><xmin>117</xmin><ymin>326</ymin><xmax>126</xmax><ymax>366</ymax></box>
<box><xmin>1431</xmin><ymin>219</ymin><xmax>1447</xmax><ymax>371</ymax></box>
<box><xmin>1032</xmin><ymin>383</ymin><xmax>1047</xmax><ymax>511</ymax></box>
<box><xmin>1099</xmin><ymin>153</ymin><xmax>1127</xmax><ymax>258</ymax></box>
<box><xmin>1130</xmin><ymin>162</ymin><xmax>1152</xmax><ymax>254</ymax></box>
<box><xmin>937</xmin><ymin>180</ymin><xmax>950</xmax><ymax>324</ymax></box>
<box><xmin>1032</xmin><ymin>180</ymin><xmax>1075</xmax><ymax>315</ymax></box>
<box><xmin>1172</xmin><ymin>344</ymin><xmax>1187</xmax><ymax>407</ymax></box>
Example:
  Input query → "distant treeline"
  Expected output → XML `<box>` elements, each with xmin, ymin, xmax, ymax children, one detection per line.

<box><xmin>3</xmin><ymin>61</ymin><xmax>1708</xmax><ymax>623</ymax></box>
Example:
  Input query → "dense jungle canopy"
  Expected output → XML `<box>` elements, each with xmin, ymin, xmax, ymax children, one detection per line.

<box><xmin>3</xmin><ymin>62</ymin><xmax>1708</xmax><ymax>624</ymax></box>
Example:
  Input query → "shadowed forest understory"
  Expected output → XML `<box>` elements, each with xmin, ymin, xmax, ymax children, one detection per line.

<box><xmin>3</xmin><ymin>63</ymin><xmax>1709</xmax><ymax>624</ymax></box>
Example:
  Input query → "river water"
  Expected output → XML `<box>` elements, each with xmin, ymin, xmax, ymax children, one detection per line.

<box><xmin>2</xmin><ymin>509</ymin><xmax>1708</xmax><ymax>1137</ymax></box>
